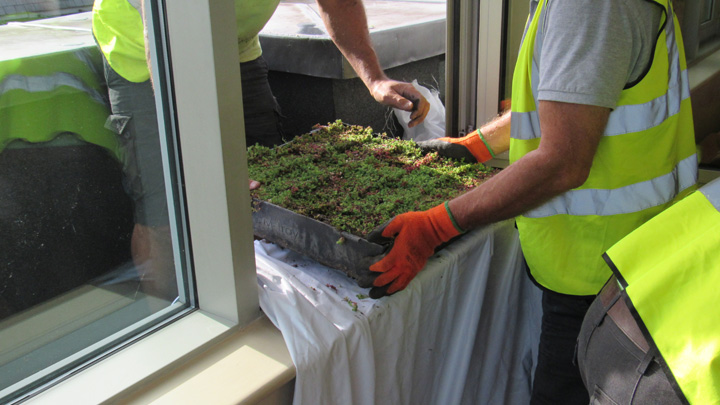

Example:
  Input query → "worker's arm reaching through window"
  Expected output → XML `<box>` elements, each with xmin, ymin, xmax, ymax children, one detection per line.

<box><xmin>315</xmin><ymin>0</ymin><xmax>430</xmax><ymax>128</ymax></box>
<box><xmin>416</xmin><ymin>109</ymin><xmax>512</xmax><ymax>163</ymax></box>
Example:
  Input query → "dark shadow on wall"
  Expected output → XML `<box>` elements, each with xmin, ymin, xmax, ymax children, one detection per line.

<box><xmin>0</xmin><ymin>141</ymin><xmax>134</xmax><ymax>320</ymax></box>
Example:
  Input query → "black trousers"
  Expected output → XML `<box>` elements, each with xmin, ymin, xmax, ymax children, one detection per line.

<box><xmin>531</xmin><ymin>291</ymin><xmax>595</xmax><ymax>404</ymax></box>
<box><xmin>0</xmin><ymin>143</ymin><xmax>133</xmax><ymax>319</ymax></box>
<box><xmin>240</xmin><ymin>56</ymin><xmax>284</xmax><ymax>148</ymax></box>
<box><xmin>102</xmin><ymin>55</ymin><xmax>169</xmax><ymax>227</ymax></box>
<box><xmin>577</xmin><ymin>278</ymin><xmax>684</xmax><ymax>404</ymax></box>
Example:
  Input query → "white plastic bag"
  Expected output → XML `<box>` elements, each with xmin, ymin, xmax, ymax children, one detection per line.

<box><xmin>393</xmin><ymin>79</ymin><xmax>446</xmax><ymax>142</ymax></box>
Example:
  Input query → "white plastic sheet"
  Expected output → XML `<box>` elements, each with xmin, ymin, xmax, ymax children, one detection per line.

<box><xmin>393</xmin><ymin>80</ymin><xmax>446</xmax><ymax>142</ymax></box>
<box><xmin>256</xmin><ymin>219</ymin><xmax>542</xmax><ymax>405</ymax></box>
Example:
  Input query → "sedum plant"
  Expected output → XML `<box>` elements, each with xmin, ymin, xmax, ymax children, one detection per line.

<box><xmin>247</xmin><ymin>120</ymin><xmax>498</xmax><ymax>237</ymax></box>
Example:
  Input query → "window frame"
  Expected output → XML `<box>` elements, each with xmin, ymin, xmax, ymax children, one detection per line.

<box><xmin>446</xmin><ymin>0</ymin><xmax>507</xmax><ymax>165</ymax></box>
<box><xmin>699</xmin><ymin>0</ymin><xmax>720</xmax><ymax>42</ymax></box>
<box><xmin>8</xmin><ymin>0</ymin><xmax>263</xmax><ymax>402</ymax></box>
<box><xmin>153</xmin><ymin>0</ymin><xmax>260</xmax><ymax>326</ymax></box>
<box><xmin>446</xmin><ymin>0</ymin><xmax>505</xmax><ymax>136</ymax></box>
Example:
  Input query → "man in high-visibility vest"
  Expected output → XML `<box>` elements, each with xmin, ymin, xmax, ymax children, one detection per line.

<box><xmin>92</xmin><ymin>0</ymin><xmax>429</xmax><ymax>147</ymax></box>
<box><xmin>91</xmin><ymin>0</ymin><xmax>430</xmax><ymax>299</ymax></box>
<box><xmin>368</xmin><ymin>0</ymin><xmax>697</xmax><ymax>403</ymax></box>
<box><xmin>576</xmin><ymin>176</ymin><xmax>720</xmax><ymax>404</ymax></box>
<box><xmin>0</xmin><ymin>20</ymin><xmax>135</xmax><ymax>316</ymax></box>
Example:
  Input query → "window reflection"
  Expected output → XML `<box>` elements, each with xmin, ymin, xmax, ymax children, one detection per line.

<box><xmin>701</xmin><ymin>0</ymin><xmax>714</xmax><ymax>23</ymax></box>
<box><xmin>0</xmin><ymin>4</ymin><xmax>185</xmax><ymax>399</ymax></box>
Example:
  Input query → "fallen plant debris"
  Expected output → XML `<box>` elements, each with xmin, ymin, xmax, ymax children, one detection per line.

<box><xmin>343</xmin><ymin>297</ymin><xmax>359</xmax><ymax>312</ymax></box>
<box><xmin>248</xmin><ymin>120</ymin><xmax>499</xmax><ymax>237</ymax></box>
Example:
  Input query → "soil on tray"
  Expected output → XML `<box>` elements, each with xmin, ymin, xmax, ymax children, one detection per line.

<box><xmin>247</xmin><ymin>120</ymin><xmax>500</xmax><ymax>237</ymax></box>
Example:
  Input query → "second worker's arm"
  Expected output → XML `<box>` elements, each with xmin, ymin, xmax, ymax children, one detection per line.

<box><xmin>369</xmin><ymin>101</ymin><xmax>610</xmax><ymax>297</ymax></box>
<box><xmin>315</xmin><ymin>0</ymin><xmax>429</xmax><ymax>127</ymax></box>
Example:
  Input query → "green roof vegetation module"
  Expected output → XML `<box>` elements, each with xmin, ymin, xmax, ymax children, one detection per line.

<box><xmin>248</xmin><ymin>120</ymin><xmax>499</xmax><ymax>237</ymax></box>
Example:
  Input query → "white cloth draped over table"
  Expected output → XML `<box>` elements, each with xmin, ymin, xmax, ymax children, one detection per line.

<box><xmin>256</xmin><ymin>219</ymin><xmax>542</xmax><ymax>405</ymax></box>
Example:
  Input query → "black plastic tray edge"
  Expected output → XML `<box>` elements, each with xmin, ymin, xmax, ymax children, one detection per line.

<box><xmin>252</xmin><ymin>198</ymin><xmax>386</xmax><ymax>288</ymax></box>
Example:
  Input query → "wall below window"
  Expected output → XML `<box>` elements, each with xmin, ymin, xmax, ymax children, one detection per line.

<box><xmin>268</xmin><ymin>56</ymin><xmax>445</xmax><ymax>140</ymax></box>
<box><xmin>689</xmin><ymin>50</ymin><xmax>720</xmax><ymax>143</ymax></box>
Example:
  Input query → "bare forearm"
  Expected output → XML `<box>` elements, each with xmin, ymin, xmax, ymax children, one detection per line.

<box><xmin>449</xmin><ymin>101</ymin><xmax>609</xmax><ymax>230</ymax></box>
<box><xmin>316</xmin><ymin>0</ymin><xmax>386</xmax><ymax>86</ymax></box>
<box><xmin>478</xmin><ymin>110</ymin><xmax>511</xmax><ymax>155</ymax></box>
<box><xmin>449</xmin><ymin>149</ymin><xmax>574</xmax><ymax>229</ymax></box>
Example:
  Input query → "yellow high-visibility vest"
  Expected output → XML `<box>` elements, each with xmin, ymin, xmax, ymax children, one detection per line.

<box><xmin>92</xmin><ymin>0</ymin><xmax>282</xmax><ymax>80</ymax></box>
<box><xmin>0</xmin><ymin>48</ymin><xmax>121</xmax><ymax>159</ymax></box>
<box><xmin>92</xmin><ymin>0</ymin><xmax>149</xmax><ymax>83</ymax></box>
<box><xmin>509</xmin><ymin>0</ymin><xmax>697</xmax><ymax>295</ymax></box>
<box><xmin>235</xmin><ymin>0</ymin><xmax>280</xmax><ymax>63</ymax></box>
<box><xmin>604</xmin><ymin>178</ymin><xmax>720</xmax><ymax>404</ymax></box>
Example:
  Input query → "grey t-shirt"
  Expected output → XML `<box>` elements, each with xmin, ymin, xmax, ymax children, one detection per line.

<box><xmin>531</xmin><ymin>0</ymin><xmax>663</xmax><ymax>109</ymax></box>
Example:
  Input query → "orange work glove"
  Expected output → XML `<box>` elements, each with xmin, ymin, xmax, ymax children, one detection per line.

<box><xmin>416</xmin><ymin>130</ymin><xmax>495</xmax><ymax>163</ymax></box>
<box><xmin>367</xmin><ymin>202</ymin><xmax>464</xmax><ymax>298</ymax></box>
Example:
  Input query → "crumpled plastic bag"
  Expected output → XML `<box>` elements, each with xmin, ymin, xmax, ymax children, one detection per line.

<box><xmin>393</xmin><ymin>79</ymin><xmax>445</xmax><ymax>142</ymax></box>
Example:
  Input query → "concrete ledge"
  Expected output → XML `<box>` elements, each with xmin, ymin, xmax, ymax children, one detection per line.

<box><xmin>260</xmin><ymin>1</ymin><xmax>446</xmax><ymax>79</ymax></box>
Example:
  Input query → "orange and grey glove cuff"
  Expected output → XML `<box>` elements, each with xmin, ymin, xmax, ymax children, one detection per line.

<box><xmin>438</xmin><ymin>130</ymin><xmax>495</xmax><ymax>163</ymax></box>
<box><xmin>444</xmin><ymin>201</ymin><xmax>466</xmax><ymax>234</ymax></box>
<box><xmin>428</xmin><ymin>202</ymin><xmax>465</xmax><ymax>242</ymax></box>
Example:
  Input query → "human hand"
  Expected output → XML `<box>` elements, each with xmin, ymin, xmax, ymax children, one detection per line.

<box><xmin>368</xmin><ymin>78</ymin><xmax>430</xmax><ymax>128</ymax></box>
<box><xmin>367</xmin><ymin>203</ymin><xmax>462</xmax><ymax>298</ymax></box>
<box><xmin>416</xmin><ymin>130</ymin><xmax>495</xmax><ymax>163</ymax></box>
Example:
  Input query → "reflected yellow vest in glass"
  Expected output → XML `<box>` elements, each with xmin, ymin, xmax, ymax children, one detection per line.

<box><xmin>0</xmin><ymin>48</ymin><xmax>120</xmax><ymax>158</ymax></box>
<box><xmin>92</xmin><ymin>0</ymin><xmax>282</xmax><ymax>81</ymax></box>
<box><xmin>92</xmin><ymin>0</ymin><xmax>148</xmax><ymax>83</ymax></box>
<box><xmin>509</xmin><ymin>0</ymin><xmax>697</xmax><ymax>295</ymax></box>
<box><xmin>605</xmin><ymin>179</ymin><xmax>720</xmax><ymax>404</ymax></box>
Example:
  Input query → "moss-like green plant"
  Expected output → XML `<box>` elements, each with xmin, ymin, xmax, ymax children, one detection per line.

<box><xmin>248</xmin><ymin>120</ymin><xmax>498</xmax><ymax>237</ymax></box>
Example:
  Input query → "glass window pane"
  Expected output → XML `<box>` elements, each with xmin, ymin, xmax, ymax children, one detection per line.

<box><xmin>701</xmin><ymin>0</ymin><xmax>714</xmax><ymax>23</ymax></box>
<box><xmin>0</xmin><ymin>3</ymin><xmax>191</xmax><ymax>401</ymax></box>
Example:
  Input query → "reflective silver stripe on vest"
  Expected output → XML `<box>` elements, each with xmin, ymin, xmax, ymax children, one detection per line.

<box><xmin>522</xmin><ymin>153</ymin><xmax>697</xmax><ymax>218</ymax></box>
<box><xmin>603</xmin><ymin>10</ymin><xmax>688</xmax><ymax>136</ymax></box>
<box><xmin>700</xmin><ymin>178</ymin><xmax>720</xmax><ymax>212</ymax></box>
<box><xmin>509</xmin><ymin>60</ymin><xmax>541</xmax><ymax>140</ymax></box>
<box><xmin>603</xmin><ymin>71</ymin><xmax>689</xmax><ymax>136</ymax></box>
<box><xmin>73</xmin><ymin>48</ymin><xmax>103</xmax><ymax>83</ymax></box>
<box><xmin>512</xmin><ymin>1</ymin><xmax>685</xmax><ymax>141</ymax></box>
<box><xmin>511</xmin><ymin>68</ymin><xmax>689</xmax><ymax>140</ymax></box>
<box><xmin>0</xmin><ymin>72</ymin><xmax>108</xmax><ymax>107</ymax></box>
<box><xmin>510</xmin><ymin>108</ymin><xmax>541</xmax><ymax>140</ymax></box>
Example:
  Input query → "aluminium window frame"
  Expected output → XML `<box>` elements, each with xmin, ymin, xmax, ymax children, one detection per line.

<box><xmin>680</xmin><ymin>0</ymin><xmax>720</xmax><ymax>64</ymax></box>
<box><xmin>446</xmin><ymin>0</ymin><xmax>505</xmax><ymax>133</ymax></box>
<box><xmin>698</xmin><ymin>0</ymin><xmax>720</xmax><ymax>44</ymax></box>
<box><xmin>446</xmin><ymin>0</ymin><xmax>507</xmax><ymax>165</ymax></box>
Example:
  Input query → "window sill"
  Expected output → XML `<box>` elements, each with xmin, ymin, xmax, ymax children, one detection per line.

<box><xmin>688</xmin><ymin>46</ymin><xmax>720</xmax><ymax>89</ymax></box>
<box><xmin>27</xmin><ymin>311</ymin><xmax>295</xmax><ymax>404</ymax></box>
